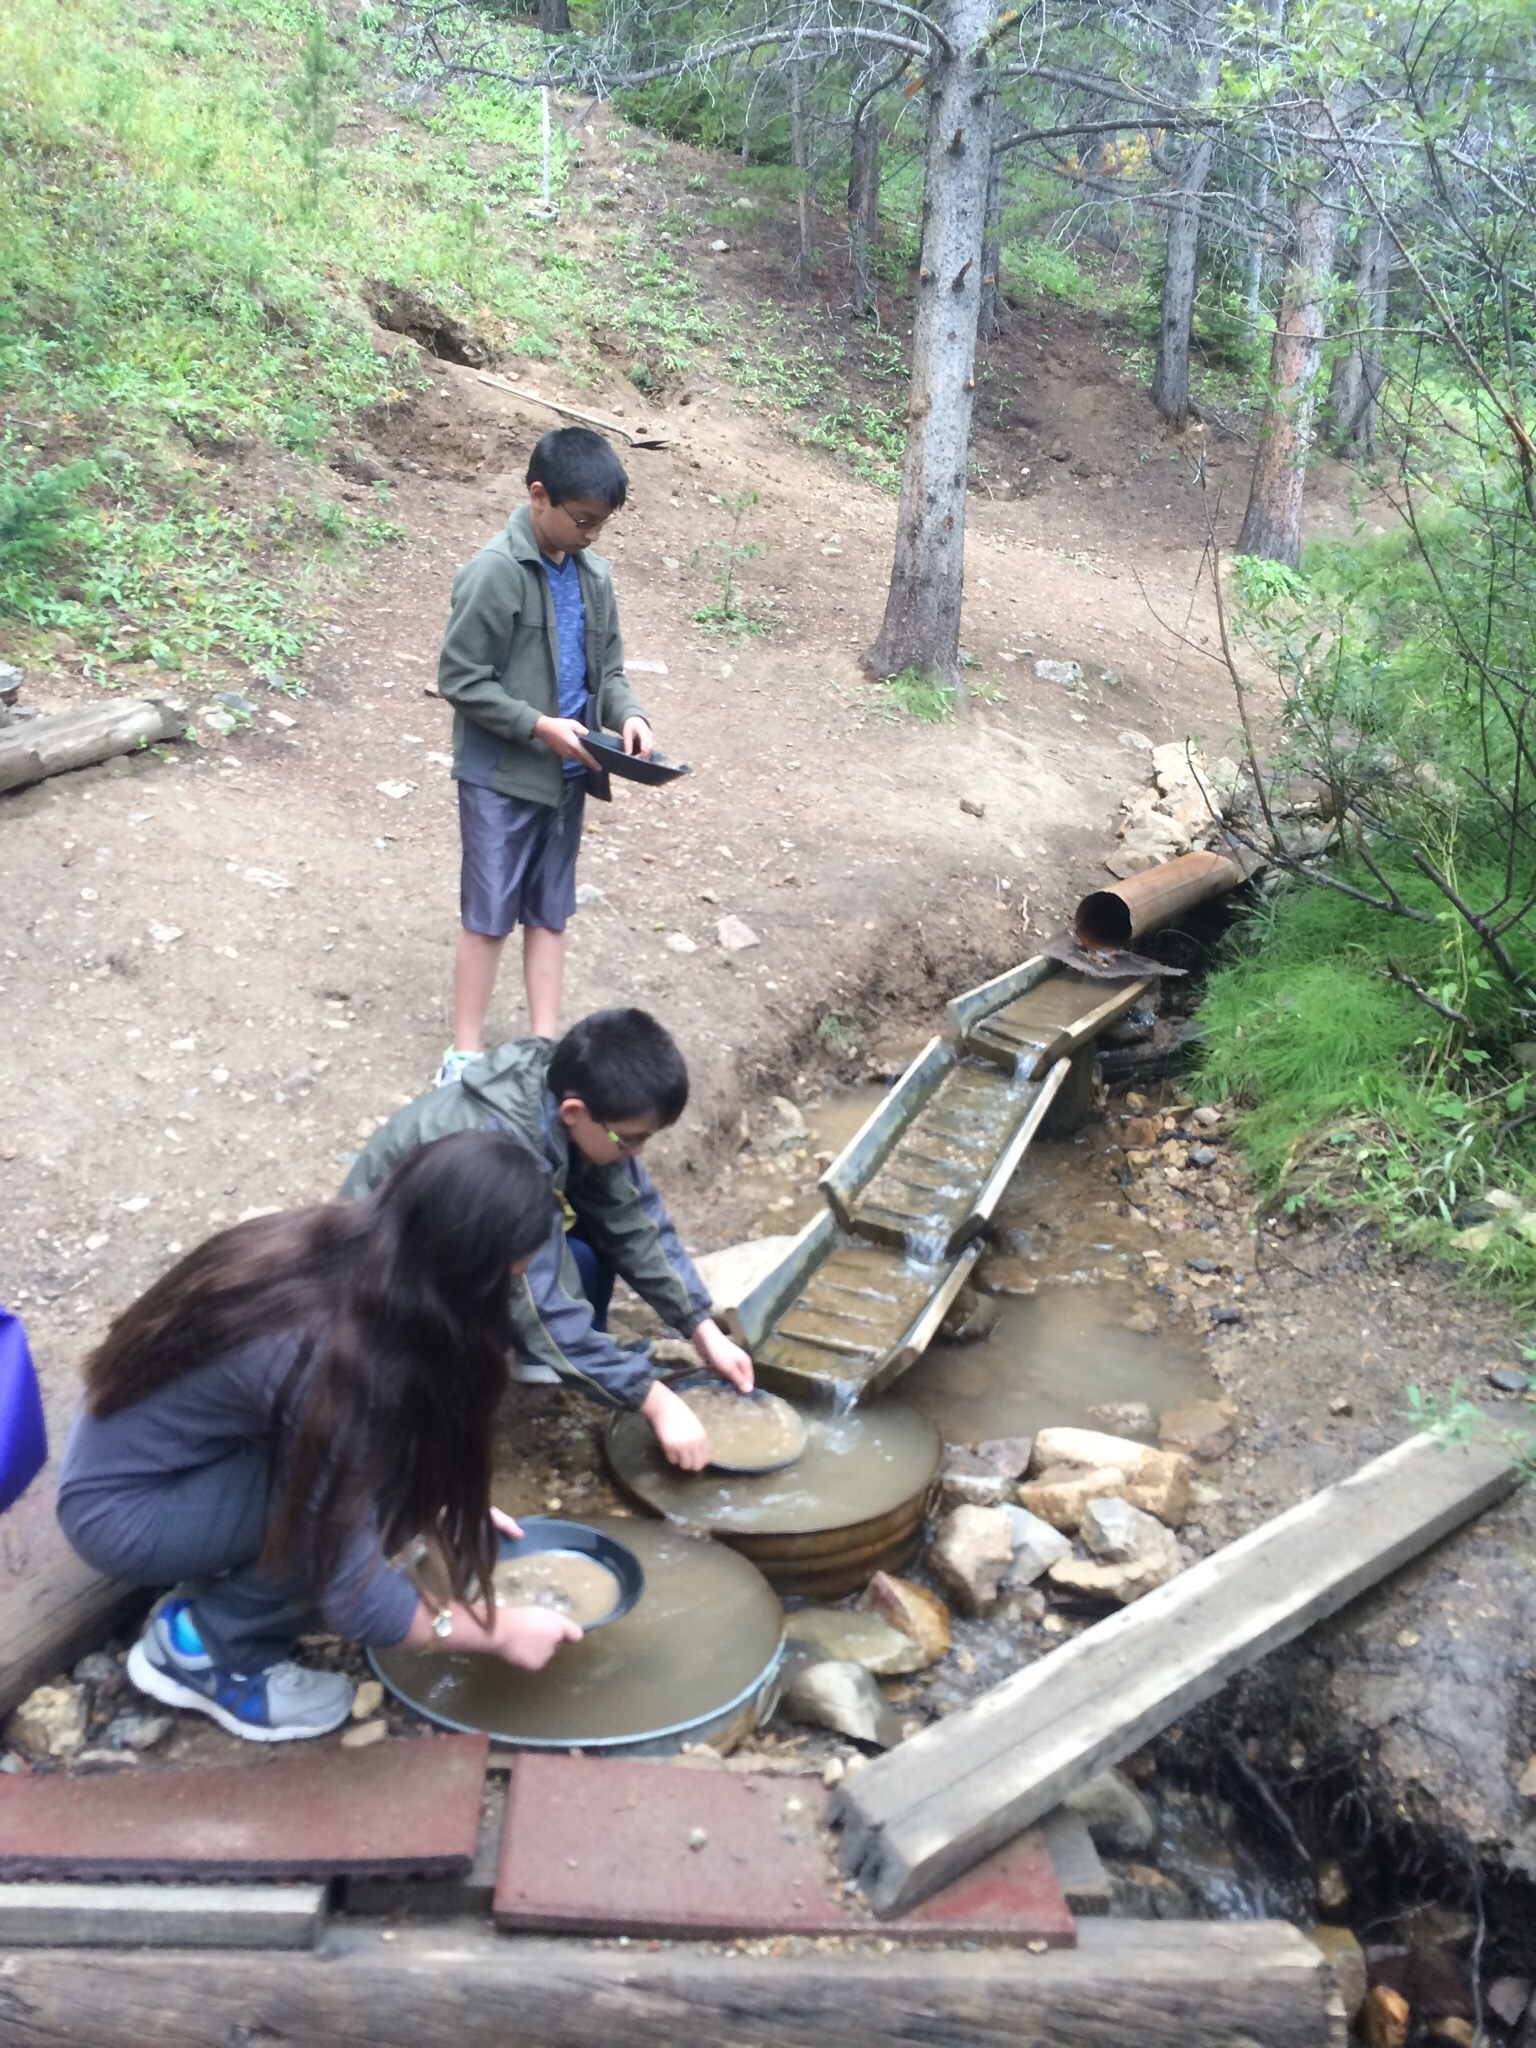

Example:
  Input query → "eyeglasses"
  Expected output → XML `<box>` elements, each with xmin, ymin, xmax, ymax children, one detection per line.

<box><xmin>606</xmin><ymin>1126</ymin><xmax>652</xmax><ymax>1155</ymax></box>
<box><xmin>555</xmin><ymin>505</ymin><xmax>612</xmax><ymax>535</ymax></box>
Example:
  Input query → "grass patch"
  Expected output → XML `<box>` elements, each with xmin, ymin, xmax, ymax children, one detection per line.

<box><xmin>876</xmin><ymin>670</ymin><xmax>954</xmax><ymax>721</ymax></box>
<box><xmin>0</xmin><ymin>0</ymin><xmax>571</xmax><ymax>684</ymax></box>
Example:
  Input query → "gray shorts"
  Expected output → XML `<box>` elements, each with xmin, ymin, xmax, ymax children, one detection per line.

<box><xmin>458</xmin><ymin>776</ymin><xmax>586</xmax><ymax>937</ymax></box>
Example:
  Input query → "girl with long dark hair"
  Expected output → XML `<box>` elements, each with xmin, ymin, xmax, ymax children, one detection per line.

<box><xmin>57</xmin><ymin>1130</ymin><xmax>577</xmax><ymax>1742</ymax></box>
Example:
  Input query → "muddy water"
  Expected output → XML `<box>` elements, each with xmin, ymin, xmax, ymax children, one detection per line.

<box><xmin>372</xmin><ymin>1516</ymin><xmax>782</xmax><ymax>1748</ymax></box>
<box><xmin>606</xmin><ymin>1398</ymin><xmax>938</xmax><ymax>1535</ymax></box>
<box><xmin>492</xmin><ymin>1552</ymin><xmax>621</xmax><ymax>1629</ymax></box>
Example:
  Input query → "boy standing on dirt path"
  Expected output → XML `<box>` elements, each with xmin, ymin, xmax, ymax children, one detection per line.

<box><xmin>433</xmin><ymin>426</ymin><xmax>654</xmax><ymax>1090</ymax></box>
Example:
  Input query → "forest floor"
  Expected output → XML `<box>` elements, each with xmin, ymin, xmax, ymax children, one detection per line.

<box><xmin>5</xmin><ymin>107</ymin><xmax>1534</xmax><ymax>1897</ymax></box>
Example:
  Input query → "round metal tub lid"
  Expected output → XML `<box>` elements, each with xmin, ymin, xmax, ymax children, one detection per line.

<box><xmin>372</xmin><ymin>1516</ymin><xmax>783</xmax><ymax>1749</ymax></box>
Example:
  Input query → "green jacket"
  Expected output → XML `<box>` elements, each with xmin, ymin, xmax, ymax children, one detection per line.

<box><xmin>338</xmin><ymin>1038</ymin><xmax>712</xmax><ymax>1409</ymax></box>
<box><xmin>438</xmin><ymin>504</ymin><xmax>646</xmax><ymax>807</ymax></box>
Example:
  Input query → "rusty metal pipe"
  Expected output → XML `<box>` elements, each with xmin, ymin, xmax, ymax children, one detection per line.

<box><xmin>1074</xmin><ymin>850</ymin><xmax>1248</xmax><ymax>952</ymax></box>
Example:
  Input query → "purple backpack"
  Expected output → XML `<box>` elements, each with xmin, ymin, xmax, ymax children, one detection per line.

<box><xmin>0</xmin><ymin>1306</ymin><xmax>47</xmax><ymax>1513</ymax></box>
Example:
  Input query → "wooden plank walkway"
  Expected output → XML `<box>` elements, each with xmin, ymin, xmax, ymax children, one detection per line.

<box><xmin>833</xmin><ymin>1431</ymin><xmax>1520</xmax><ymax>1914</ymax></box>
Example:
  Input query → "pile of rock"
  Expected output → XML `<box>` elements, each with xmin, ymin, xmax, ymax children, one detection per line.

<box><xmin>4</xmin><ymin>1649</ymin><xmax>170</xmax><ymax>1770</ymax></box>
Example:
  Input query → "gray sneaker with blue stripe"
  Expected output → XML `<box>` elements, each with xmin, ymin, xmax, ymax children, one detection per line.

<box><xmin>126</xmin><ymin>1597</ymin><xmax>353</xmax><ymax>1743</ymax></box>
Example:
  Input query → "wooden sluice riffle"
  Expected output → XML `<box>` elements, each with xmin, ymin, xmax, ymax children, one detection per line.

<box><xmin>727</xmin><ymin>954</ymin><xmax>1151</xmax><ymax>1410</ymax></box>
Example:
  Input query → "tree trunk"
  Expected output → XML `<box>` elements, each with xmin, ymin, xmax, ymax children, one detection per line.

<box><xmin>977</xmin><ymin>132</ymin><xmax>1004</xmax><ymax>343</ymax></box>
<box><xmin>1327</xmin><ymin>214</ymin><xmax>1390</xmax><ymax>457</ymax></box>
<box><xmin>1242</xmin><ymin>155</ymin><xmax>1271</xmax><ymax>343</ymax></box>
<box><xmin>790</xmin><ymin>67</ymin><xmax>813</xmax><ymax>278</ymax></box>
<box><xmin>866</xmin><ymin>0</ymin><xmax>994</xmax><ymax>702</ymax></box>
<box><xmin>536</xmin><ymin>0</ymin><xmax>569</xmax><ymax>31</ymax></box>
<box><xmin>1149</xmin><ymin>129</ymin><xmax>1216</xmax><ymax>425</ymax></box>
<box><xmin>848</xmin><ymin>100</ymin><xmax>880</xmax><ymax>316</ymax></box>
<box><xmin>1236</xmin><ymin>146</ymin><xmax>1345</xmax><ymax>565</ymax></box>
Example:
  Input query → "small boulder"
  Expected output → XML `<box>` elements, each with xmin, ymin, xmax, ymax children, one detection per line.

<box><xmin>783</xmin><ymin>1661</ymin><xmax>902</xmax><ymax>1748</ymax></box>
<box><xmin>1049</xmin><ymin>1523</ymin><xmax>1182</xmax><ymax>1603</ymax></box>
<box><xmin>340</xmin><ymin>1719</ymin><xmax>388</xmax><ymax>1750</ymax></box>
<box><xmin>1061</xmin><ymin>1767</ymin><xmax>1158</xmax><ymax>1856</ymax></box>
<box><xmin>940</xmin><ymin>1288</ymin><xmax>1001</xmax><ymax>1343</ymax></box>
<box><xmin>1158</xmin><ymin>1399</ymin><xmax>1239</xmax><ymax>1462</ymax></box>
<box><xmin>1080</xmin><ymin>1495</ymin><xmax>1170</xmax><ymax>1565</ymax></box>
<box><xmin>1363</xmin><ymin>1985</ymin><xmax>1410</xmax><ymax>2048</ymax></box>
<box><xmin>105</xmin><ymin>1709</ymin><xmax>172</xmax><ymax>1754</ymax></box>
<box><xmin>927</xmin><ymin>1505</ymin><xmax>1014</xmax><ymax>1614</ymax></box>
<box><xmin>72</xmin><ymin>1652</ymin><xmax>124</xmax><ymax>1691</ymax></box>
<box><xmin>351</xmin><ymin>1679</ymin><xmax>385</xmax><ymax>1722</ymax></box>
<box><xmin>938</xmin><ymin>1449</ymin><xmax>1014</xmax><ymax>1511</ymax></box>
<box><xmin>856</xmin><ymin>1573</ymin><xmax>951</xmax><ymax>1668</ymax></box>
<box><xmin>783</xmin><ymin>1607</ymin><xmax>925</xmax><ymax>1676</ymax></box>
<box><xmin>716</xmin><ymin>915</ymin><xmax>760</xmax><ymax>953</ymax></box>
<box><xmin>975</xmin><ymin>1254</ymin><xmax>1038</xmax><ymax>1298</ymax></box>
<box><xmin>1019</xmin><ymin>1465</ymin><xmax>1132</xmax><ymax>1532</ymax></box>
<box><xmin>1120</xmin><ymin>1448</ymin><xmax>1193</xmax><ymax>1527</ymax></box>
<box><xmin>8</xmin><ymin>1683</ymin><xmax>88</xmax><ymax>1758</ymax></box>
<box><xmin>973</xmin><ymin>1435</ymin><xmax>1034</xmax><ymax>1480</ymax></box>
<box><xmin>1031</xmin><ymin>1426</ymin><xmax>1146</xmax><ymax>1474</ymax></box>
<box><xmin>1002</xmin><ymin>1503</ymin><xmax>1072</xmax><ymax>1585</ymax></box>
<box><xmin>1307</xmin><ymin>1926</ymin><xmax>1368</xmax><ymax>2027</ymax></box>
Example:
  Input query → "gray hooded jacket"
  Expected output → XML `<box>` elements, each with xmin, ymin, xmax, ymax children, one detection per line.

<box><xmin>339</xmin><ymin>1039</ymin><xmax>711</xmax><ymax>1410</ymax></box>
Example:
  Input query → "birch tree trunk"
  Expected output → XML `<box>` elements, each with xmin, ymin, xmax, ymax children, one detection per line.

<box><xmin>1236</xmin><ymin>143</ymin><xmax>1345</xmax><ymax>565</ymax></box>
<box><xmin>1326</xmin><ymin>214</ymin><xmax>1390</xmax><ymax>458</ymax></box>
<box><xmin>867</xmin><ymin>0</ymin><xmax>994</xmax><ymax>702</ymax></box>
<box><xmin>1242</xmin><ymin>154</ymin><xmax>1271</xmax><ymax>343</ymax></box>
<box><xmin>1150</xmin><ymin>129</ymin><xmax>1217</xmax><ymax>424</ymax></box>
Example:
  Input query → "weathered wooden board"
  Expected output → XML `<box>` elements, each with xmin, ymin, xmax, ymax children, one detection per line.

<box><xmin>0</xmin><ymin>1500</ymin><xmax>145</xmax><ymax>1719</ymax></box>
<box><xmin>0</xmin><ymin>1916</ymin><xmax>1336</xmax><ymax>2047</ymax></box>
<box><xmin>0</xmin><ymin>1882</ymin><xmax>325</xmax><ymax>1949</ymax></box>
<box><xmin>964</xmin><ymin>970</ymin><xmax>1151</xmax><ymax>1077</ymax></box>
<box><xmin>834</xmin><ymin>1432</ymin><xmax>1520</xmax><ymax>1914</ymax></box>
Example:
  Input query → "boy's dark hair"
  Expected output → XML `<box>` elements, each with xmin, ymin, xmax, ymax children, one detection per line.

<box><xmin>526</xmin><ymin>427</ymin><xmax>628</xmax><ymax>510</ymax></box>
<box><xmin>548</xmin><ymin>1007</ymin><xmax>688</xmax><ymax>1127</ymax></box>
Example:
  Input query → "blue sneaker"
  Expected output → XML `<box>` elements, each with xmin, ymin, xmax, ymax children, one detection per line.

<box><xmin>126</xmin><ymin>1597</ymin><xmax>353</xmax><ymax>1744</ymax></box>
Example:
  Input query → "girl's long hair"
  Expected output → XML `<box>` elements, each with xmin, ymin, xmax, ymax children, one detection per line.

<box><xmin>81</xmin><ymin>1130</ymin><xmax>552</xmax><ymax>1608</ymax></box>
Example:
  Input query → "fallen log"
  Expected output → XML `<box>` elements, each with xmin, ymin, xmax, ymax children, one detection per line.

<box><xmin>0</xmin><ymin>697</ymin><xmax>187</xmax><ymax>795</ymax></box>
<box><xmin>0</xmin><ymin>1916</ymin><xmax>1337</xmax><ymax>2048</ymax></box>
<box><xmin>833</xmin><ymin>1431</ymin><xmax>1520</xmax><ymax>1915</ymax></box>
<box><xmin>0</xmin><ymin>1490</ymin><xmax>144</xmax><ymax>1718</ymax></box>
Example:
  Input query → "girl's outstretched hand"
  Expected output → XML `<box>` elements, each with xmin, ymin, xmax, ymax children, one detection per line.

<box><xmin>490</xmin><ymin>1506</ymin><xmax>524</xmax><ymax>1541</ymax></box>
<box><xmin>494</xmin><ymin>1602</ymin><xmax>582</xmax><ymax>1670</ymax></box>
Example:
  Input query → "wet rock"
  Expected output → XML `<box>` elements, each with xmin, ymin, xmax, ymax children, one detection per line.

<box><xmin>1487</xmin><ymin>1365</ymin><xmax>1530</xmax><ymax>1394</ymax></box>
<box><xmin>1314</xmin><ymin>1856</ymin><xmax>1349</xmax><ymax>1913</ymax></box>
<box><xmin>973</xmin><ymin>1435</ymin><xmax>1033</xmax><ymax>1479</ymax></box>
<box><xmin>783</xmin><ymin>1661</ymin><xmax>901</xmax><ymax>1748</ymax></box>
<box><xmin>1031</xmin><ymin>1427</ymin><xmax>1148</xmax><ymax>1474</ymax></box>
<box><xmin>856</xmin><ymin>1573</ymin><xmax>951</xmax><ymax>1668</ymax></box>
<box><xmin>1062</xmin><ymin>1768</ymin><xmax>1157</xmax><ymax>1856</ymax></box>
<box><xmin>1084</xmin><ymin>1401</ymin><xmax>1155</xmax><ymax>1439</ymax></box>
<box><xmin>351</xmin><ymin>1679</ymin><xmax>385</xmax><ymax>1721</ymax></box>
<box><xmin>927</xmin><ymin>1505</ymin><xmax>1014</xmax><ymax>1614</ymax></box>
<box><xmin>783</xmin><ymin>1606</ymin><xmax>925</xmax><ymax>1676</ymax></box>
<box><xmin>1122</xmin><ymin>1306</ymin><xmax>1160</xmax><ymax>1335</ymax></box>
<box><xmin>1157</xmin><ymin>1399</ymin><xmax>1239</xmax><ymax>1462</ymax></box>
<box><xmin>105</xmin><ymin>1709</ymin><xmax>172</xmax><ymax>1753</ymax></box>
<box><xmin>7</xmin><ymin>1683</ymin><xmax>88</xmax><ymax>1758</ymax></box>
<box><xmin>938</xmin><ymin>1449</ymin><xmax>1014</xmax><ymax>1511</ymax></box>
<box><xmin>1108</xmin><ymin>1862</ymin><xmax>1195</xmax><ymax>1919</ymax></box>
<box><xmin>939</xmin><ymin>1288</ymin><xmax>1001</xmax><ymax>1343</ymax></box>
<box><xmin>72</xmin><ymin>1652</ymin><xmax>124</xmax><ymax>1691</ymax></box>
<box><xmin>1002</xmin><ymin>1503</ymin><xmax>1072</xmax><ymax>1585</ymax></box>
<box><xmin>1019</xmin><ymin>1466</ymin><xmax>1132</xmax><ymax>1533</ymax></box>
<box><xmin>1363</xmin><ymin>1985</ymin><xmax>1410</xmax><ymax>2048</ymax></box>
<box><xmin>999</xmin><ymin>1588</ymin><xmax>1048</xmax><ymax>1624</ymax></box>
<box><xmin>1307</xmin><ymin>1927</ymin><xmax>1367</xmax><ymax>2025</ymax></box>
<box><xmin>1486</xmin><ymin>1977</ymin><xmax>1532</xmax><ymax>2028</ymax></box>
<box><xmin>1081</xmin><ymin>1495</ymin><xmax>1170</xmax><ymax>1566</ymax></box>
<box><xmin>974</xmin><ymin>1254</ymin><xmax>1038</xmax><ymax>1298</ymax></box>
<box><xmin>1426</xmin><ymin>2022</ymin><xmax>1474</xmax><ymax>2046</ymax></box>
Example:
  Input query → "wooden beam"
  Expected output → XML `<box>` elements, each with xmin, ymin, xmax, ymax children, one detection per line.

<box><xmin>0</xmin><ymin>1883</ymin><xmax>324</xmax><ymax>1950</ymax></box>
<box><xmin>0</xmin><ymin>1553</ymin><xmax>145</xmax><ymax>1719</ymax></box>
<box><xmin>0</xmin><ymin>698</ymin><xmax>186</xmax><ymax>794</ymax></box>
<box><xmin>721</xmin><ymin>1205</ymin><xmax>839</xmax><ymax>1352</ymax></box>
<box><xmin>833</xmin><ymin>1432</ymin><xmax>1519</xmax><ymax>1914</ymax></box>
<box><xmin>0</xmin><ymin>1916</ymin><xmax>1336</xmax><ymax>2047</ymax></box>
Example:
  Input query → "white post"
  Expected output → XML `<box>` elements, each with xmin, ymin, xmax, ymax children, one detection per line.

<box><xmin>541</xmin><ymin>87</ymin><xmax>551</xmax><ymax>209</ymax></box>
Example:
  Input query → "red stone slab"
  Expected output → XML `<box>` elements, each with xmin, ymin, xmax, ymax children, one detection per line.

<box><xmin>493</xmin><ymin>1754</ymin><xmax>1074</xmax><ymax>1944</ymax></box>
<box><xmin>0</xmin><ymin>1733</ymin><xmax>488</xmax><ymax>1881</ymax></box>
